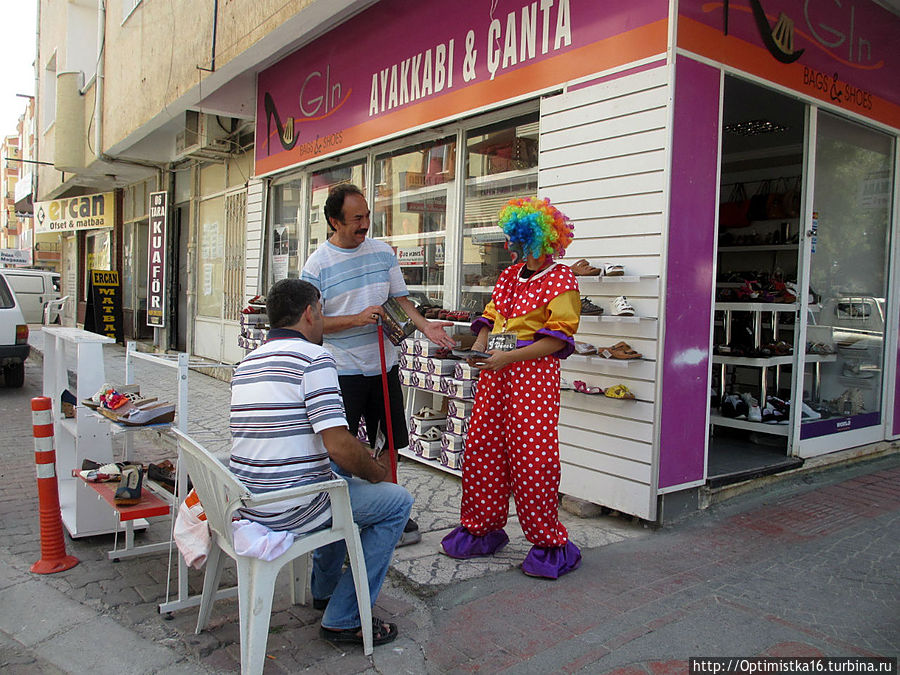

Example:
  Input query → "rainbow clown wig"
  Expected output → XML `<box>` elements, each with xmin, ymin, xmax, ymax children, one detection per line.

<box><xmin>498</xmin><ymin>196</ymin><xmax>574</xmax><ymax>261</ymax></box>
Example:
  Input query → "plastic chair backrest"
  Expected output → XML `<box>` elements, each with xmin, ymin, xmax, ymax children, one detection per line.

<box><xmin>173</xmin><ymin>428</ymin><xmax>249</xmax><ymax>550</ymax></box>
<box><xmin>43</xmin><ymin>295</ymin><xmax>69</xmax><ymax>325</ymax></box>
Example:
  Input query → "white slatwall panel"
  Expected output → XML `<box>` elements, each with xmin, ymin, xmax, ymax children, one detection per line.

<box><xmin>540</xmin><ymin>66</ymin><xmax>669</xmax><ymax>521</ymax></box>
<box><xmin>243</xmin><ymin>179</ymin><xmax>265</xmax><ymax>300</ymax></box>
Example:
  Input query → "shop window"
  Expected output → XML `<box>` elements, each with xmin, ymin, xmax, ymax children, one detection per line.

<box><xmin>373</xmin><ymin>138</ymin><xmax>456</xmax><ymax>306</ymax></box>
<box><xmin>307</xmin><ymin>162</ymin><xmax>367</xmax><ymax>259</ymax></box>
<box><xmin>269</xmin><ymin>179</ymin><xmax>302</xmax><ymax>282</ymax></box>
<box><xmin>42</xmin><ymin>53</ymin><xmax>56</xmax><ymax>132</ymax></box>
<box><xmin>84</xmin><ymin>230</ymin><xmax>110</xmax><ymax>300</ymax></box>
<box><xmin>801</xmin><ymin>112</ymin><xmax>893</xmax><ymax>429</ymax></box>
<box><xmin>198</xmin><ymin>197</ymin><xmax>225</xmax><ymax>318</ymax></box>
<box><xmin>461</xmin><ymin>112</ymin><xmax>539</xmax><ymax>312</ymax></box>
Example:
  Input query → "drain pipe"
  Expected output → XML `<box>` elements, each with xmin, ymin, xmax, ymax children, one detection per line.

<box><xmin>94</xmin><ymin>0</ymin><xmax>165</xmax><ymax>182</ymax></box>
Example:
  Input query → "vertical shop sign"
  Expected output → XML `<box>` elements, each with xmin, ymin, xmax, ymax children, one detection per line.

<box><xmin>84</xmin><ymin>270</ymin><xmax>123</xmax><ymax>342</ymax></box>
<box><xmin>147</xmin><ymin>191</ymin><xmax>167</xmax><ymax>327</ymax></box>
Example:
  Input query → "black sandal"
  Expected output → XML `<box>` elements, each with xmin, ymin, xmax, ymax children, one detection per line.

<box><xmin>319</xmin><ymin>616</ymin><xmax>398</xmax><ymax>646</ymax></box>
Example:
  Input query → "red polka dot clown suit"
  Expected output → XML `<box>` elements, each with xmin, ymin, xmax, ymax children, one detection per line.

<box><xmin>441</xmin><ymin>197</ymin><xmax>582</xmax><ymax>579</ymax></box>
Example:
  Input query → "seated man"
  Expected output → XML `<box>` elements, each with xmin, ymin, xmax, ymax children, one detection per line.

<box><xmin>229</xmin><ymin>278</ymin><xmax>412</xmax><ymax>647</ymax></box>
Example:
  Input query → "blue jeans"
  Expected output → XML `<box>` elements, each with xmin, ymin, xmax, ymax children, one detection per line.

<box><xmin>311</xmin><ymin>476</ymin><xmax>412</xmax><ymax>630</ymax></box>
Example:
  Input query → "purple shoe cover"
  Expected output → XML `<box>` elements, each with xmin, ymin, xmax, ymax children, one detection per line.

<box><xmin>521</xmin><ymin>541</ymin><xmax>582</xmax><ymax>579</ymax></box>
<box><xmin>440</xmin><ymin>526</ymin><xmax>509</xmax><ymax>559</ymax></box>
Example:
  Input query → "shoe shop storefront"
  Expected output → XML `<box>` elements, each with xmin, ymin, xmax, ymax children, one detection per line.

<box><xmin>664</xmin><ymin>0</ymin><xmax>900</xmax><ymax>515</ymax></box>
<box><xmin>248</xmin><ymin>0</ymin><xmax>899</xmax><ymax>522</ymax></box>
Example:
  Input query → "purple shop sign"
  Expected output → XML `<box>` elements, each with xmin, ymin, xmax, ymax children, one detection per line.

<box><xmin>255</xmin><ymin>0</ymin><xmax>668</xmax><ymax>175</ymax></box>
<box><xmin>678</xmin><ymin>0</ymin><xmax>900</xmax><ymax>127</ymax></box>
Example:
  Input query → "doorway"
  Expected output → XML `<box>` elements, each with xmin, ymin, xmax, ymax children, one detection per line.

<box><xmin>709</xmin><ymin>77</ymin><xmax>896</xmax><ymax>483</ymax></box>
<box><xmin>709</xmin><ymin>76</ymin><xmax>807</xmax><ymax>484</ymax></box>
<box><xmin>174</xmin><ymin>205</ymin><xmax>188</xmax><ymax>353</ymax></box>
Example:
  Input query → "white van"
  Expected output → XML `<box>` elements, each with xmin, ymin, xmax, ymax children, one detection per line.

<box><xmin>0</xmin><ymin>268</ymin><xmax>62</xmax><ymax>323</ymax></box>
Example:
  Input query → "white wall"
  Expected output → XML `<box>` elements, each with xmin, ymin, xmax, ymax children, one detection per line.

<box><xmin>539</xmin><ymin>65</ymin><xmax>670</xmax><ymax>520</ymax></box>
<box><xmin>243</xmin><ymin>178</ymin><xmax>265</xmax><ymax>300</ymax></box>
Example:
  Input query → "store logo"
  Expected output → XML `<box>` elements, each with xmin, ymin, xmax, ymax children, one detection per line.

<box><xmin>724</xmin><ymin>0</ymin><xmax>805</xmax><ymax>63</ymax></box>
<box><xmin>263</xmin><ymin>93</ymin><xmax>298</xmax><ymax>153</ymax></box>
<box><xmin>263</xmin><ymin>65</ymin><xmax>352</xmax><ymax>156</ymax></box>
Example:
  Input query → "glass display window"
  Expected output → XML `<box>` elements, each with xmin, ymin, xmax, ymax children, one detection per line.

<box><xmin>307</xmin><ymin>161</ymin><xmax>367</xmax><ymax>259</ymax></box>
<box><xmin>197</xmin><ymin>196</ymin><xmax>225</xmax><ymax>318</ymax></box>
<box><xmin>270</xmin><ymin>179</ymin><xmax>302</xmax><ymax>282</ymax></box>
<box><xmin>373</xmin><ymin>137</ymin><xmax>456</xmax><ymax>307</ymax></box>
<box><xmin>461</xmin><ymin>112</ymin><xmax>539</xmax><ymax>313</ymax></box>
<box><xmin>84</xmin><ymin>230</ymin><xmax>111</xmax><ymax>300</ymax></box>
<box><xmin>800</xmin><ymin>112</ymin><xmax>894</xmax><ymax>437</ymax></box>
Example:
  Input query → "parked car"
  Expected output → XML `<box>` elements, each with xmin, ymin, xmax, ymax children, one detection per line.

<box><xmin>0</xmin><ymin>274</ymin><xmax>29</xmax><ymax>387</ymax></box>
<box><xmin>0</xmin><ymin>268</ymin><xmax>62</xmax><ymax>323</ymax></box>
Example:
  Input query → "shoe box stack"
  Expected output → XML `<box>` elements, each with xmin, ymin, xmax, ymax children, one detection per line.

<box><xmin>441</xmin><ymin>398</ymin><xmax>472</xmax><ymax>470</ymax></box>
<box><xmin>238</xmin><ymin>297</ymin><xmax>268</xmax><ymax>351</ymax></box>
<box><xmin>398</xmin><ymin>336</ymin><xmax>478</xmax><ymax>470</ymax></box>
<box><xmin>410</xmin><ymin>412</ymin><xmax>446</xmax><ymax>459</ymax></box>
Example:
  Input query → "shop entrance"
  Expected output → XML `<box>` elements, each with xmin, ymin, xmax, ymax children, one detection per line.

<box><xmin>709</xmin><ymin>77</ymin><xmax>895</xmax><ymax>484</ymax></box>
<box><xmin>709</xmin><ymin>77</ymin><xmax>807</xmax><ymax>485</ymax></box>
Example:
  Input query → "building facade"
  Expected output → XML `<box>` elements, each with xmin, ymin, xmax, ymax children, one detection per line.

<box><xmin>34</xmin><ymin>0</ymin><xmax>900</xmax><ymax>520</ymax></box>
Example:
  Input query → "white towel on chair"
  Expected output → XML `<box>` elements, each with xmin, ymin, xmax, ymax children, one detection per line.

<box><xmin>174</xmin><ymin>493</ymin><xmax>211</xmax><ymax>569</ymax></box>
<box><xmin>231</xmin><ymin>520</ymin><xmax>295</xmax><ymax>561</ymax></box>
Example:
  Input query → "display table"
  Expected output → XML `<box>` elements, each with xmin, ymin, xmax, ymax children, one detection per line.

<box><xmin>41</xmin><ymin>327</ymin><xmax>133</xmax><ymax>538</ymax></box>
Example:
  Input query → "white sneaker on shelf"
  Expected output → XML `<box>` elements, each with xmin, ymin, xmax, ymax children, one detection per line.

<box><xmin>741</xmin><ymin>392</ymin><xmax>762</xmax><ymax>422</ymax></box>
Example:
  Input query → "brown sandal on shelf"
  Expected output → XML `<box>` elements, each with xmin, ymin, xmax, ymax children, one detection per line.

<box><xmin>570</xmin><ymin>259</ymin><xmax>602</xmax><ymax>276</ymax></box>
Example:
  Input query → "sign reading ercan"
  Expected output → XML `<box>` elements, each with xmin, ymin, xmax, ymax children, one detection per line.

<box><xmin>34</xmin><ymin>192</ymin><xmax>114</xmax><ymax>234</ymax></box>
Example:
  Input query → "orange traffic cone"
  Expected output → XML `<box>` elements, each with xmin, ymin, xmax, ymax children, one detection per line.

<box><xmin>31</xmin><ymin>396</ymin><xmax>78</xmax><ymax>574</ymax></box>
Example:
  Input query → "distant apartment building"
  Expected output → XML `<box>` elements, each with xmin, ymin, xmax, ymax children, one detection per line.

<box><xmin>0</xmin><ymin>135</ymin><xmax>20</xmax><ymax>252</ymax></box>
<box><xmin>2</xmin><ymin>97</ymin><xmax>45</xmax><ymax>271</ymax></box>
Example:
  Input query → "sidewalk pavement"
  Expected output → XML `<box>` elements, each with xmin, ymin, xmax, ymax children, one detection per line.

<box><xmin>1</xmin><ymin>328</ymin><xmax>897</xmax><ymax>673</ymax></box>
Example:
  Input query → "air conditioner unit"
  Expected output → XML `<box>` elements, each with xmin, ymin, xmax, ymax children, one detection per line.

<box><xmin>174</xmin><ymin>111</ymin><xmax>233</xmax><ymax>161</ymax></box>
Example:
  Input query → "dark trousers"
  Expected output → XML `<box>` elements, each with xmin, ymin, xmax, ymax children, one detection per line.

<box><xmin>338</xmin><ymin>366</ymin><xmax>409</xmax><ymax>452</ymax></box>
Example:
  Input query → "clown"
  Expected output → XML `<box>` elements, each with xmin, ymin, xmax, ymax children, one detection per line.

<box><xmin>441</xmin><ymin>196</ymin><xmax>582</xmax><ymax>579</ymax></box>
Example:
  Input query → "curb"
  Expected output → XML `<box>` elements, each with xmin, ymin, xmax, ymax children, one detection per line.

<box><xmin>700</xmin><ymin>441</ymin><xmax>900</xmax><ymax>509</ymax></box>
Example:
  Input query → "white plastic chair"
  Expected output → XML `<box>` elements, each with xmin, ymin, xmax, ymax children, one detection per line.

<box><xmin>172</xmin><ymin>428</ymin><xmax>373</xmax><ymax>674</ymax></box>
<box><xmin>42</xmin><ymin>295</ymin><xmax>68</xmax><ymax>325</ymax></box>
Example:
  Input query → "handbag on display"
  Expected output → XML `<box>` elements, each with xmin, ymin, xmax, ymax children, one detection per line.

<box><xmin>764</xmin><ymin>177</ymin><xmax>790</xmax><ymax>220</ymax></box>
<box><xmin>719</xmin><ymin>183</ymin><xmax>751</xmax><ymax>228</ymax></box>
<box><xmin>748</xmin><ymin>179</ymin><xmax>773</xmax><ymax>221</ymax></box>
<box><xmin>782</xmin><ymin>176</ymin><xmax>801</xmax><ymax>217</ymax></box>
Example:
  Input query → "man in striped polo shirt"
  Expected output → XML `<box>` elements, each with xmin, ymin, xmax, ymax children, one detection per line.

<box><xmin>301</xmin><ymin>183</ymin><xmax>455</xmax><ymax>546</ymax></box>
<box><xmin>230</xmin><ymin>278</ymin><xmax>412</xmax><ymax>646</ymax></box>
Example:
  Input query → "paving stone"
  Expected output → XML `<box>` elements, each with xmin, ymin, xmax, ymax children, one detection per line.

<box><xmin>2</xmin><ymin>338</ymin><xmax>896</xmax><ymax>673</ymax></box>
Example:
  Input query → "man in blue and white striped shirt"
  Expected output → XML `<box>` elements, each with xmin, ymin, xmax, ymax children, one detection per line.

<box><xmin>230</xmin><ymin>278</ymin><xmax>412</xmax><ymax>646</ymax></box>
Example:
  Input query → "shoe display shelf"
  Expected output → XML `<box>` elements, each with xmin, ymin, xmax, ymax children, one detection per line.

<box><xmin>400</xmin><ymin>380</ymin><xmax>468</xmax><ymax>479</ymax></box>
<box><xmin>576</xmin><ymin>274</ymin><xmax>659</xmax><ymax>324</ymax></box>
<box><xmin>580</xmin><ymin>315</ymin><xmax>657</xmax><ymax>324</ymax></box>
<box><xmin>397</xmin><ymin>332</ymin><xmax>474</xmax><ymax>479</ymax></box>
<box><xmin>576</xmin><ymin>274</ymin><xmax>659</xmax><ymax>285</ymax></box>
<box><xmin>566</xmin><ymin>353</ymin><xmax>642</xmax><ymax>368</ymax></box>
<box><xmin>710</xmin><ymin>302</ymin><xmax>826</xmax><ymax>435</ymax></box>
<box><xmin>717</xmin><ymin>243</ymin><xmax>799</xmax><ymax>253</ymax></box>
<box><xmin>708</xmin><ymin>409</ymin><xmax>790</xmax><ymax>436</ymax></box>
<box><xmin>42</xmin><ymin>327</ymin><xmax>127</xmax><ymax>539</ymax></box>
